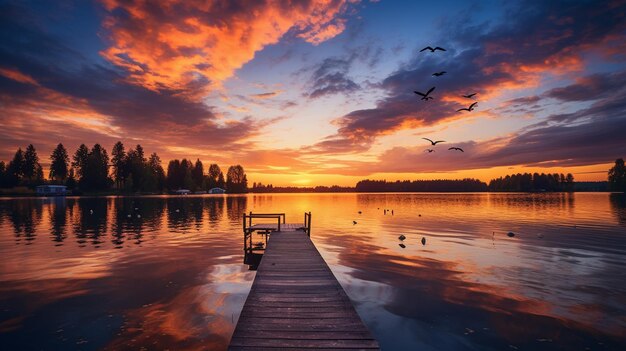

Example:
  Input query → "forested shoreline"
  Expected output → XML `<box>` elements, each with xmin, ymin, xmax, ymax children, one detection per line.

<box><xmin>0</xmin><ymin>143</ymin><xmax>248</xmax><ymax>194</ymax></box>
<box><xmin>0</xmin><ymin>143</ymin><xmax>623</xmax><ymax>195</ymax></box>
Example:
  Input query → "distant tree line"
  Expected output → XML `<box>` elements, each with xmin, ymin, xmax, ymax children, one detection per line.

<box><xmin>251</xmin><ymin>183</ymin><xmax>354</xmax><ymax>193</ymax></box>
<box><xmin>488</xmin><ymin>173</ymin><xmax>574</xmax><ymax>192</ymax></box>
<box><xmin>355</xmin><ymin>179</ymin><xmax>488</xmax><ymax>192</ymax></box>
<box><xmin>0</xmin><ymin>142</ymin><xmax>248</xmax><ymax>193</ymax></box>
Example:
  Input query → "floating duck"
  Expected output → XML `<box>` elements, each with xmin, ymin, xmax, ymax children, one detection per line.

<box><xmin>507</xmin><ymin>232</ymin><xmax>515</xmax><ymax>237</ymax></box>
<box><xmin>398</xmin><ymin>234</ymin><xmax>406</xmax><ymax>241</ymax></box>
<box><xmin>399</xmin><ymin>243</ymin><xmax>406</xmax><ymax>249</ymax></box>
<box><xmin>353</xmin><ymin>221</ymin><xmax>357</xmax><ymax>225</ymax></box>
<box><xmin>421</xmin><ymin>237</ymin><xmax>426</xmax><ymax>245</ymax></box>
<box><xmin>127</xmin><ymin>214</ymin><xmax>131</xmax><ymax>218</ymax></box>
<box><xmin>358</xmin><ymin>211</ymin><xmax>362</xmax><ymax>214</ymax></box>
<box><xmin>89</xmin><ymin>209</ymin><xmax>93</xmax><ymax>215</ymax></box>
<box><xmin>137</xmin><ymin>214</ymin><xmax>141</xmax><ymax>218</ymax></box>
<box><xmin>175</xmin><ymin>209</ymin><xmax>180</xmax><ymax>212</ymax></box>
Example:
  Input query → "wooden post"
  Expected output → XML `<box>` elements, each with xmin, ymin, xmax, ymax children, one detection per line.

<box><xmin>242</xmin><ymin>213</ymin><xmax>247</xmax><ymax>251</ymax></box>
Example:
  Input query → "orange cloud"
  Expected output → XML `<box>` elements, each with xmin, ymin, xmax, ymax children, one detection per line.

<box><xmin>0</xmin><ymin>67</ymin><xmax>39</xmax><ymax>86</ymax></box>
<box><xmin>100</xmin><ymin>0</ymin><xmax>353</xmax><ymax>95</ymax></box>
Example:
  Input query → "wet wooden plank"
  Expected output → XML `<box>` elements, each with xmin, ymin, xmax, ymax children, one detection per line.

<box><xmin>229</xmin><ymin>230</ymin><xmax>379</xmax><ymax>350</ymax></box>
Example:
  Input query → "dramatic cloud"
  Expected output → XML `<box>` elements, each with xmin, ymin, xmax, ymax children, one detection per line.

<box><xmin>307</xmin><ymin>57</ymin><xmax>359</xmax><ymax>98</ymax></box>
<box><xmin>544</xmin><ymin>70</ymin><xmax>626</xmax><ymax>102</ymax></box>
<box><xmin>100</xmin><ymin>0</ymin><xmax>355</xmax><ymax>94</ymax></box>
<box><xmin>368</xmin><ymin>77</ymin><xmax>626</xmax><ymax>174</ymax></box>
<box><xmin>0</xmin><ymin>3</ymin><xmax>273</xmax><ymax>164</ymax></box>
<box><xmin>313</xmin><ymin>0</ymin><xmax>626</xmax><ymax>153</ymax></box>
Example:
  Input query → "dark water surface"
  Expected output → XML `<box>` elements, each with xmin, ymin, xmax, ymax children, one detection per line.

<box><xmin>0</xmin><ymin>193</ymin><xmax>625</xmax><ymax>350</ymax></box>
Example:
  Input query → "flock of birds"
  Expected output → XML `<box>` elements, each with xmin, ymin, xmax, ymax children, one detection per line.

<box><xmin>414</xmin><ymin>46</ymin><xmax>484</xmax><ymax>154</ymax></box>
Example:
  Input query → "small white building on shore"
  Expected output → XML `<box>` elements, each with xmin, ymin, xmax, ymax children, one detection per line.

<box><xmin>36</xmin><ymin>185</ymin><xmax>67</xmax><ymax>196</ymax></box>
<box><xmin>209</xmin><ymin>187</ymin><xmax>226</xmax><ymax>194</ymax></box>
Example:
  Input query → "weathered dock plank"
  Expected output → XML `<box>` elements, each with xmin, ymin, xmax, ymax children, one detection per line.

<box><xmin>229</xmin><ymin>230</ymin><xmax>379</xmax><ymax>350</ymax></box>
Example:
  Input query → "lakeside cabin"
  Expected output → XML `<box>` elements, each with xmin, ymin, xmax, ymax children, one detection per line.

<box><xmin>36</xmin><ymin>185</ymin><xmax>67</xmax><ymax>196</ymax></box>
<box><xmin>209</xmin><ymin>187</ymin><xmax>226</xmax><ymax>194</ymax></box>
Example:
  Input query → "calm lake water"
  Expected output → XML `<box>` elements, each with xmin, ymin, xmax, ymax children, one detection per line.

<box><xmin>0</xmin><ymin>193</ymin><xmax>625</xmax><ymax>350</ymax></box>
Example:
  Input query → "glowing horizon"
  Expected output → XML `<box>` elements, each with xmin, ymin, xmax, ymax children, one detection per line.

<box><xmin>1</xmin><ymin>1</ymin><xmax>625</xmax><ymax>186</ymax></box>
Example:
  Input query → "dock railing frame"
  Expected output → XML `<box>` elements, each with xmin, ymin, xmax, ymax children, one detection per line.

<box><xmin>243</xmin><ymin>212</ymin><xmax>311</xmax><ymax>236</ymax></box>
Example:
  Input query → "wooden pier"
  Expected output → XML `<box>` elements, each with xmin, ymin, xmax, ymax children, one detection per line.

<box><xmin>229</xmin><ymin>213</ymin><xmax>379</xmax><ymax>350</ymax></box>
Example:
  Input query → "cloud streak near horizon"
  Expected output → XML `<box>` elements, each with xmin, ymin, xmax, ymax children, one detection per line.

<box><xmin>0</xmin><ymin>0</ymin><xmax>625</xmax><ymax>184</ymax></box>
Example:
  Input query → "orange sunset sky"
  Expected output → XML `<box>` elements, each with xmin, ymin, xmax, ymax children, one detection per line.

<box><xmin>1</xmin><ymin>0</ymin><xmax>625</xmax><ymax>186</ymax></box>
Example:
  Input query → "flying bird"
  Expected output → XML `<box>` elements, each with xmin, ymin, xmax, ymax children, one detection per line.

<box><xmin>448</xmin><ymin>147</ymin><xmax>464</xmax><ymax>152</ymax></box>
<box><xmin>432</xmin><ymin>71</ymin><xmax>447</xmax><ymax>76</ymax></box>
<box><xmin>457</xmin><ymin>102</ymin><xmax>478</xmax><ymax>112</ymax></box>
<box><xmin>414</xmin><ymin>87</ymin><xmax>435</xmax><ymax>101</ymax></box>
<box><xmin>424</xmin><ymin>149</ymin><xmax>435</xmax><ymax>153</ymax></box>
<box><xmin>420</xmin><ymin>46</ymin><xmax>446</xmax><ymax>52</ymax></box>
<box><xmin>463</xmin><ymin>93</ymin><xmax>477</xmax><ymax>99</ymax></box>
<box><xmin>422</xmin><ymin>137</ymin><xmax>445</xmax><ymax>145</ymax></box>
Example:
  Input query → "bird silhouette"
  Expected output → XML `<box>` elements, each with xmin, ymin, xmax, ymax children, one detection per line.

<box><xmin>421</xmin><ymin>237</ymin><xmax>426</xmax><ymax>245</ymax></box>
<box><xmin>463</xmin><ymin>93</ymin><xmax>477</xmax><ymax>99</ymax></box>
<box><xmin>420</xmin><ymin>46</ymin><xmax>446</xmax><ymax>52</ymax></box>
<box><xmin>422</xmin><ymin>137</ymin><xmax>445</xmax><ymax>145</ymax></box>
<box><xmin>353</xmin><ymin>221</ymin><xmax>357</xmax><ymax>225</ymax></box>
<box><xmin>399</xmin><ymin>243</ymin><xmax>406</xmax><ymax>248</ymax></box>
<box><xmin>432</xmin><ymin>71</ymin><xmax>447</xmax><ymax>77</ymax></box>
<box><xmin>448</xmin><ymin>147</ymin><xmax>464</xmax><ymax>152</ymax></box>
<box><xmin>399</xmin><ymin>234</ymin><xmax>406</xmax><ymax>241</ymax></box>
<box><xmin>424</xmin><ymin>149</ymin><xmax>435</xmax><ymax>153</ymax></box>
<box><xmin>414</xmin><ymin>87</ymin><xmax>435</xmax><ymax>101</ymax></box>
<box><xmin>457</xmin><ymin>102</ymin><xmax>478</xmax><ymax>112</ymax></box>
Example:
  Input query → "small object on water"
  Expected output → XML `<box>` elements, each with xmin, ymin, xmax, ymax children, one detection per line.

<box><xmin>392</xmin><ymin>210</ymin><xmax>394</xmax><ymax>215</ymax></box>
<box><xmin>418</xmin><ymin>214</ymin><xmax>421</xmax><ymax>217</ymax></box>
<box><xmin>398</xmin><ymin>234</ymin><xmax>406</xmax><ymax>241</ymax></box>
<box><xmin>175</xmin><ymin>209</ymin><xmax>180</xmax><ymax>212</ymax></box>
<box><xmin>134</xmin><ymin>207</ymin><xmax>138</xmax><ymax>211</ymax></box>
<box><xmin>421</xmin><ymin>237</ymin><xmax>426</xmax><ymax>245</ymax></box>
<box><xmin>507</xmin><ymin>231</ymin><xmax>515</xmax><ymax>237</ymax></box>
<box><xmin>537</xmin><ymin>233</ymin><xmax>544</xmax><ymax>238</ymax></box>
<box><xmin>399</xmin><ymin>243</ymin><xmax>406</xmax><ymax>248</ymax></box>
<box><xmin>89</xmin><ymin>209</ymin><xmax>93</xmax><ymax>214</ymax></box>
<box><xmin>127</xmin><ymin>214</ymin><xmax>131</xmax><ymax>218</ymax></box>
<box><xmin>353</xmin><ymin>220</ymin><xmax>357</xmax><ymax>225</ymax></box>
<box><xmin>137</xmin><ymin>214</ymin><xmax>141</xmax><ymax>218</ymax></box>
<box><xmin>358</xmin><ymin>211</ymin><xmax>362</xmax><ymax>214</ymax></box>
